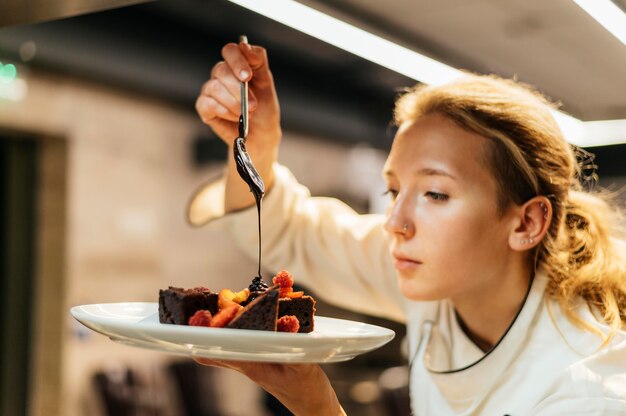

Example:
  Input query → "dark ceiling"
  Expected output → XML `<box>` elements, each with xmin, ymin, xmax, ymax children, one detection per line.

<box><xmin>0</xmin><ymin>0</ymin><xmax>625</xmax><ymax>174</ymax></box>
<box><xmin>0</xmin><ymin>0</ymin><xmax>413</xmax><ymax>148</ymax></box>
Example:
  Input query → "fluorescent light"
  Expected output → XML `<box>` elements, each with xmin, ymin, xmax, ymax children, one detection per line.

<box><xmin>229</xmin><ymin>0</ymin><xmax>626</xmax><ymax>147</ymax></box>
<box><xmin>582</xmin><ymin>119</ymin><xmax>626</xmax><ymax>147</ymax></box>
<box><xmin>549</xmin><ymin>109</ymin><xmax>585</xmax><ymax>146</ymax></box>
<box><xmin>572</xmin><ymin>0</ymin><xmax>626</xmax><ymax>47</ymax></box>
<box><xmin>228</xmin><ymin>0</ymin><xmax>462</xmax><ymax>86</ymax></box>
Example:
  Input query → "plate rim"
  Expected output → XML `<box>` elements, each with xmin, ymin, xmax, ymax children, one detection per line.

<box><xmin>70</xmin><ymin>302</ymin><xmax>395</xmax><ymax>363</ymax></box>
<box><xmin>70</xmin><ymin>301</ymin><xmax>395</xmax><ymax>339</ymax></box>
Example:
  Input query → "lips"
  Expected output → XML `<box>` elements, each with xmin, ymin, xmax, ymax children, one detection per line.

<box><xmin>392</xmin><ymin>251</ymin><xmax>422</xmax><ymax>270</ymax></box>
<box><xmin>392</xmin><ymin>251</ymin><xmax>421</xmax><ymax>263</ymax></box>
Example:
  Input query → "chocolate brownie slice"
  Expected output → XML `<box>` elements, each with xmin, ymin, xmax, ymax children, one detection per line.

<box><xmin>158</xmin><ymin>286</ymin><xmax>218</xmax><ymax>325</ymax></box>
<box><xmin>278</xmin><ymin>296</ymin><xmax>316</xmax><ymax>333</ymax></box>
<box><xmin>227</xmin><ymin>289</ymin><xmax>279</xmax><ymax>331</ymax></box>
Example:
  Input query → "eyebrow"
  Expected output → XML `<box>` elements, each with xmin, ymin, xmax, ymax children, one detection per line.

<box><xmin>383</xmin><ymin>167</ymin><xmax>456</xmax><ymax>180</ymax></box>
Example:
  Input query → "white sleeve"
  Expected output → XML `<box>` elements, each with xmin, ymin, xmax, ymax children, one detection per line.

<box><xmin>532</xmin><ymin>363</ymin><xmax>626</xmax><ymax>416</ymax></box>
<box><xmin>188</xmin><ymin>164</ymin><xmax>406</xmax><ymax>322</ymax></box>
<box><xmin>532</xmin><ymin>397</ymin><xmax>626</xmax><ymax>415</ymax></box>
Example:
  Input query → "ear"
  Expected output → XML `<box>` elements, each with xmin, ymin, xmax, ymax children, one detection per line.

<box><xmin>509</xmin><ymin>196</ymin><xmax>552</xmax><ymax>251</ymax></box>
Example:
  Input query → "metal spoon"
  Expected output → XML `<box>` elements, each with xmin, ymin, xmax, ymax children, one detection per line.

<box><xmin>233</xmin><ymin>35</ymin><xmax>265</xmax><ymax>201</ymax></box>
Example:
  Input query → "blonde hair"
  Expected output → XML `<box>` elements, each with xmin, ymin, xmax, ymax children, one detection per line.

<box><xmin>394</xmin><ymin>74</ymin><xmax>626</xmax><ymax>339</ymax></box>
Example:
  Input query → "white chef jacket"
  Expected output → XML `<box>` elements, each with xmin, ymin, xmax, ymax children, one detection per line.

<box><xmin>190</xmin><ymin>164</ymin><xmax>626</xmax><ymax>415</ymax></box>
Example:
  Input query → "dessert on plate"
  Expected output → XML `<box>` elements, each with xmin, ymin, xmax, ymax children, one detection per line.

<box><xmin>158</xmin><ymin>270</ymin><xmax>316</xmax><ymax>333</ymax></box>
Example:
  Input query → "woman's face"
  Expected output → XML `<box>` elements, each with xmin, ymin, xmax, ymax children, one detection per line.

<box><xmin>383</xmin><ymin>113</ymin><xmax>518</xmax><ymax>302</ymax></box>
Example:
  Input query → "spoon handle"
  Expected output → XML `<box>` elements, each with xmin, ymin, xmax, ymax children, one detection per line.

<box><xmin>239</xmin><ymin>35</ymin><xmax>249</xmax><ymax>140</ymax></box>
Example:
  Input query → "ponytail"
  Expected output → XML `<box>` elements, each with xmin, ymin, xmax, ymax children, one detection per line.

<box><xmin>542</xmin><ymin>190</ymin><xmax>626</xmax><ymax>341</ymax></box>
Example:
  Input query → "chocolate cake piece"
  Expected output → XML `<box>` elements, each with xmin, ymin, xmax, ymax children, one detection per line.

<box><xmin>278</xmin><ymin>295</ymin><xmax>316</xmax><ymax>333</ymax></box>
<box><xmin>227</xmin><ymin>289</ymin><xmax>279</xmax><ymax>331</ymax></box>
<box><xmin>159</xmin><ymin>286</ymin><xmax>218</xmax><ymax>325</ymax></box>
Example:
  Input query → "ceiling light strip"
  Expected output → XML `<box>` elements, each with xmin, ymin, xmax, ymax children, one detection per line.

<box><xmin>571</xmin><ymin>0</ymin><xmax>626</xmax><ymax>47</ymax></box>
<box><xmin>583</xmin><ymin>119</ymin><xmax>626</xmax><ymax>147</ymax></box>
<box><xmin>550</xmin><ymin>110</ymin><xmax>585</xmax><ymax>147</ymax></box>
<box><xmin>229</xmin><ymin>0</ymin><xmax>461</xmax><ymax>86</ymax></box>
<box><xmin>229</xmin><ymin>0</ymin><xmax>626</xmax><ymax>147</ymax></box>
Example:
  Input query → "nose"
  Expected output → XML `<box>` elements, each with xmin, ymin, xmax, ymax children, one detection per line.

<box><xmin>383</xmin><ymin>199</ymin><xmax>414</xmax><ymax>238</ymax></box>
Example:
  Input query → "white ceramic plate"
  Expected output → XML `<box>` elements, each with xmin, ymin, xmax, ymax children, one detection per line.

<box><xmin>70</xmin><ymin>302</ymin><xmax>395</xmax><ymax>363</ymax></box>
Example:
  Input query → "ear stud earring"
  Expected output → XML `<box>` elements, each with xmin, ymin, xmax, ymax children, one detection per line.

<box><xmin>529</xmin><ymin>238</ymin><xmax>534</xmax><ymax>244</ymax></box>
<box><xmin>541</xmin><ymin>202</ymin><xmax>548</xmax><ymax>220</ymax></box>
<box><xmin>520</xmin><ymin>239</ymin><xmax>527</xmax><ymax>244</ymax></box>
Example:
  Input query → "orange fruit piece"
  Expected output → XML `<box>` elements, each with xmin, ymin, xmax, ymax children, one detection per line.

<box><xmin>210</xmin><ymin>304</ymin><xmax>242</xmax><ymax>328</ymax></box>
<box><xmin>218</xmin><ymin>288</ymin><xmax>238</xmax><ymax>309</ymax></box>
<box><xmin>232</xmin><ymin>288</ymin><xmax>250</xmax><ymax>304</ymax></box>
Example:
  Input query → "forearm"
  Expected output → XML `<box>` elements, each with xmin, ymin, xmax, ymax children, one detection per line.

<box><xmin>264</xmin><ymin>385</ymin><xmax>346</xmax><ymax>416</ymax></box>
<box><xmin>223</xmin><ymin>164</ymin><xmax>405</xmax><ymax>321</ymax></box>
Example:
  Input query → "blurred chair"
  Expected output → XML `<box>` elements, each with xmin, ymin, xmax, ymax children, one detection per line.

<box><xmin>167</xmin><ymin>360</ymin><xmax>223</xmax><ymax>416</ymax></box>
<box><xmin>378</xmin><ymin>366</ymin><xmax>411</xmax><ymax>415</ymax></box>
<box><xmin>92</xmin><ymin>366</ymin><xmax>162</xmax><ymax>416</ymax></box>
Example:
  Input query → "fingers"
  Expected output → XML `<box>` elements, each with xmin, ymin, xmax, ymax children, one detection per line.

<box><xmin>194</xmin><ymin>358</ymin><xmax>232</xmax><ymax>368</ymax></box>
<box><xmin>223</xmin><ymin>41</ymin><xmax>273</xmax><ymax>89</ymax></box>
<box><xmin>195</xmin><ymin>94</ymin><xmax>238</xmax><ymax>124</ymax></box>
<box><xmin>194</xmin><ymin>358</ymin><xmax>258</xmax><ymax>374</ymax></box>
<box><xmin>195</xmin><ymin>357</ymin><xmax>279</xmax><ymax>376</ymax></box>
<box><xmin>196</xmin><ymin>41</ymin><xmax>279</xmax><ymax>147</ymax></box>
<box><xmin>201</xmin><ymin>78</ymin><xmax>239</xmax><ymax>116</ymax></box>
<box><xmin>210</xmin><ymin>62</ymin><xmax>240</xmax><ymax>100</ymax></box>
<box><xmin>207</xmin><ymin>64</ymin><xmax>259</xmax><ymax>110</ymax></box>
<box><xmin>201</xmin><ymin>58</ymin><xmax>258</xmax><ymax>126</ymax></box>
<box><xmin>222</xmin><ymin>42</ymin><xmax>252</xmax><ymax>82</ymax></box>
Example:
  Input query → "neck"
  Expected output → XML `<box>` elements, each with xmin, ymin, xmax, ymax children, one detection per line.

<box><xmin>452</xmin><ymin>260</ymin><xmax>533</xmax><ymax>352</ymax></box>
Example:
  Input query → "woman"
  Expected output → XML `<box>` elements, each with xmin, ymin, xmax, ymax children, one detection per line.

<box><xmin>189</xmin><ymin>41</ymin><xmax>626</xmax><ymax>415</ymax></box>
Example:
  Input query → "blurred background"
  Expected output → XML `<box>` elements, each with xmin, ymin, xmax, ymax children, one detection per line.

<box><xmin>1</xmin><ymin>0</ymin><xmax>625</xmax><ymax>415</ymax></box>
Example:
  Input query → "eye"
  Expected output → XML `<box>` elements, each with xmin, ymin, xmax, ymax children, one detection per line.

<box><xmin>425</xmin><ymin>191</ymin><xmax>449</xmax><ymax>201</ymax></box>
<box><xmin>382</xmin><ymin>189</ymin><xmax>399</xmax><ymax>201</ymax></box>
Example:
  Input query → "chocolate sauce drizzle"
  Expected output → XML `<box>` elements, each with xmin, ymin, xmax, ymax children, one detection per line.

<box><xmin>233</xmin><ymin>106</ymin><xmax>266</xmax><ymax>298</ymax></box>
<box><xmin>233</xmin><ymin>35</ymin><xmax>268</xmax><ymax>301</ymax></box>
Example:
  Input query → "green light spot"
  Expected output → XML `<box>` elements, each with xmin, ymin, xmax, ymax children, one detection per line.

<box><xmin>0</xmin><ymin>63</ymin><xmax>17</xmax><ymax>83</ymax></box>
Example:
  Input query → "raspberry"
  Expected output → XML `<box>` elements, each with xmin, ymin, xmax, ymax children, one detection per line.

<box><xmin>210</xmin><ymin>304</ymin><xmax>242</xmax><ymax>328</ymax></box>
<box><xmin>188</xmin><ymin>310</ymin><xmax>212</xmax><ymax>327</ymax></box>
<box><xmin>277</xmin><ymin>315</ymin><xmax>300</xmax><ymax>333</ymax></box>
<box><xmin>278</xmin><ymin>286</ymin><xmax>293</xmax><ymax>298</ymax></box>
<box><xmin>273</xmin><ymin>270</ymin><xmax>294</xmax><ymax>288</ymax></box>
